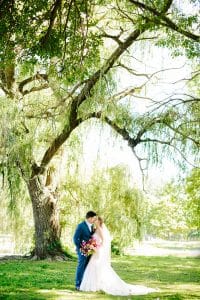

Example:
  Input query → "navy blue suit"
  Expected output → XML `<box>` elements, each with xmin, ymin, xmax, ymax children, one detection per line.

<box><xmin>73</xmin><ymin>221</ymin><xmax>93</xmax><ymax>288</ymax></box>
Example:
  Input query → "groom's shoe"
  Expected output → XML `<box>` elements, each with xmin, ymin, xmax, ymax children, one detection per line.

<box><xmin>75</xmin><ymin>287</ymin><xmax>80</xmax><ymax>291</ymax></box>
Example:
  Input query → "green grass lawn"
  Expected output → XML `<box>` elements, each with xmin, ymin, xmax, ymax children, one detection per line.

<box><xmin>0</xmin><ymin>255</ymin><xmax>199</xmax><ymax>299</ymax></box>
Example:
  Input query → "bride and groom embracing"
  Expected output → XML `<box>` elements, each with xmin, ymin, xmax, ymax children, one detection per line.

<box><xmin>73</xmin><ymin>211</ymin><xmax>157</xmax><ymax>296</ymax></box>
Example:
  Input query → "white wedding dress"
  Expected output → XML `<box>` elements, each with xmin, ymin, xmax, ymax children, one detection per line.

<box><xmin>80</xmin><ymin>224</ymin><xmax>157</xmax><ymax>296</ymax></box>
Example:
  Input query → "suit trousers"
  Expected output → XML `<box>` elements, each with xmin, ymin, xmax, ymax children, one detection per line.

<box><xmin>75</xmin><ymin>251</ymin><xmax>91</xmax><ymax>288</ymax></box>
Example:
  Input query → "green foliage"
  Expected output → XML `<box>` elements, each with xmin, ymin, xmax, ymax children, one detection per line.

<box><xmin>131</xmin><ymin>0</ymin><xmax>200</xmax><ymax>58</ymax></box>
<box><xmin>0</xmin><ymin>0</ymin><xmax>104</xmax><ymax>83</ymax></box>
<box><xmin>156</xmin><ymin>31</ymin><xmax>200</xmax><ymax>59</ymax></box>
<box><xmin>145</xmin><ymin>180</ymin><xmax>189</xmax><ymax>239</ymax></box>
<box><xmin>145</xmin><ymin>174</ymin><xmax>200</xmax><ymax>240</ymax></box>
<box><xmin>111</xmin><ymin>240</ymin><xmax>121</xmax><ymax>255</ymax></box>
<box><xmin>0</xmin><ymin>96</ymin><xmax>33</xmax><ymax>199</ymax></box>
<box><xmin>0</xmin><ymin>185</ymin><xmax>34</xmax><ymax>253</ymax></box>
<box><xmin>185</xmin><ymin>168</ymin><xmax>200</xmax><ymax>229</ymax></box>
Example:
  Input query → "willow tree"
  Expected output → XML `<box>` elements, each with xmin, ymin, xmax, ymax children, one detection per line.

<box><xmin>0</xmin><ymin>0</ymin><xmax>199</xmax><ymax>259</ymax></box>
<box><xmin>185</xmin><ymin>168</ymin><xmax>200</xmax><ymax>230</ymax></box>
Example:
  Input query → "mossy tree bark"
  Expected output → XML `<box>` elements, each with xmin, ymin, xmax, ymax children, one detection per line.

<box><xmin>27</xmin><ymin>174</ymin><xmax>65</xmax><ymax>259</ymax></box>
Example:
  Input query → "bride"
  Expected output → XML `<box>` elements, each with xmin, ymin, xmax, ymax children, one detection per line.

<box><xmin>80</xmin><ymin>217</ymin><xmax>158</xmax><ymax>296</ymax></box>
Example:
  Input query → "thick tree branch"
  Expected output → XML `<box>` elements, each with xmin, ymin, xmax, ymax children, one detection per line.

<box><xmin>75</xmin><ymin>28</ymin><xmax>146</xmax><ymax>108</ymax></box>
<box><xmin>40</xmin><ymin>0</ymin><xmax>62</xmax><ymax>46</ymax></box>
<box><xmin>82</xmin><ymin>112</ymin><xmax>156</xmax><ymax>149</ymax></box>
<box><xmin>34</xmin><ymin>119</ymin><xmax>80</xmax><ymax>175</ymax></box>
<box><xmin>100</xmin><ymin>32</ymin><xmax>123</xmax><ymax>46</ymax></box>
<box><xmin>82</xmin><ymin>112</ymin><xmax>198</xmax><ymax>169</ymax></box>
<box><xmin>129</xmin><ymin>0</ymin><xmax>200</xmax><ymax>41</ymax></box>
<box><xmin>62</xmin><ymin>0</ymin><xmax>73</xmax><ymax>63</ymax></box>
<box><xmin>22</xmin><ymin>84</ymin><xmax>49</xmax><ymax>96</ymax></box>
<box><xmin>18</xmin><ymin>73</ymin><xmax>49</xmax><ymax>95</ymax></box>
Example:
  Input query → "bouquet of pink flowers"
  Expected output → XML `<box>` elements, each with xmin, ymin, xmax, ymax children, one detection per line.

<box><xmin>80</xmin><ymin>237</ymin><xmax>99</xmax><ymax>256</ymax></box>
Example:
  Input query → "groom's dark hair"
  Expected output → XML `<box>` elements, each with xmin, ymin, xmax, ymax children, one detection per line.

<box><xmin>86</xmin><ymin>211</ymin><xmax>97</xmax><ymax>219</ymax></box>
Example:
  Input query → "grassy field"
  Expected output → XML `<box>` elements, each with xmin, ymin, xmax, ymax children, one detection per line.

<box><xmin>0</xmin><ymin>255</ymin><xmax>199</xmax><ymax>299</ymax></box>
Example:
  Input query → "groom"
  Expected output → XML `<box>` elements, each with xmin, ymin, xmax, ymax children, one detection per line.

<box><xmin>73</xmin><ymin>211</ymin><xmax>97</xmax><ymax>290</ymax></box>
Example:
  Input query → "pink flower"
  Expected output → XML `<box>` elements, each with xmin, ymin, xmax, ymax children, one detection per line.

<box><xmin>80</xmin><ymin>237</ymin><xmax>100</xmax><ymax>256</ymax></box>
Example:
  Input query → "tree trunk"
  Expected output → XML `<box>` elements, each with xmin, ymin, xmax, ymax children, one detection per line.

<box><xmin>27</xmin><ymin>175</ymin><xmax>65</xmax><ymax>260</ymax></box>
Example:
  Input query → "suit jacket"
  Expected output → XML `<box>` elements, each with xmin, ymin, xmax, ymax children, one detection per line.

<box><xmin>73</xmin><ymin>221</ymin><xmax>92</xmax><ymax>251</ymax></box>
